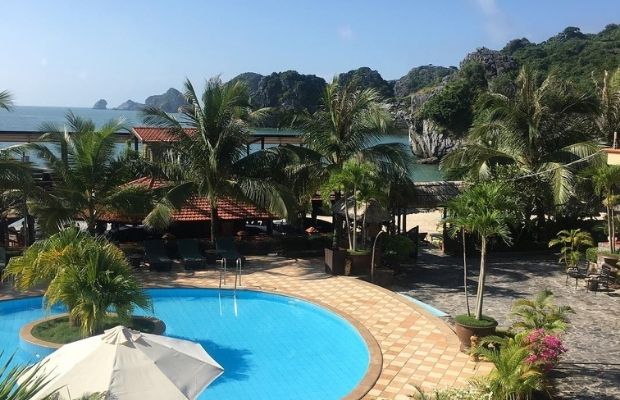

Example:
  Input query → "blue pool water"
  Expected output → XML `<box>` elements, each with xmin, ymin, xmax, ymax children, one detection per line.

<box><xmin>0</xmin><ymin>288</ymin><xmax>369</xmax><ymax>399</ymax></box>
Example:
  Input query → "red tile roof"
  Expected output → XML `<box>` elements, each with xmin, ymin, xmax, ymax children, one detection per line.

<box><xmin>100</xmin><ymin>177</ymin><xmax>274</xmax><ymax>222</ymax></box>
<box><xmin>132</xmin><ymin>127</ymin><xmax>195</xmax><ymax>143</ymax></box>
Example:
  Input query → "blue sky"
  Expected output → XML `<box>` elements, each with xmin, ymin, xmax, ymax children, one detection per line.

<box><xmin>1</xmin><ymin>0</ymin><xmax>618</xmax><ymax>107</ymax></box>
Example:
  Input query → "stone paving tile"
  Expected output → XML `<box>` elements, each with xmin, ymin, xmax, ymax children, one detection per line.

<box><xmin>0</xmin><ymin>254</ymin><xmax>492</xmax><ymax>399</ymax></box>
<box><xmin>397</xmin><ymin>248</ymin><xmax>620</xmax><ymax>400</ymax></box>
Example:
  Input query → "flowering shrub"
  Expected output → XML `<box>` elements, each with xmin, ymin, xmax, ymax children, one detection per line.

<box><xmin>525</xmin><ymin>329</ymin><xmax>567</xmax><ymax>372</ymax></box>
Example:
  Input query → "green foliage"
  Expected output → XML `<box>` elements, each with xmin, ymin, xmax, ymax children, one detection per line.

<box><xmin>0</xmin><ymin>90</ymin><xmax>13</xmax><ymax>111</ymax></box>
<box><xmin>380</xmin><ymin>235</ymin><xmax>415</xmax><ymax>262</ymax></box>
<box><xmin>338</xmin><ymin>67</ymin><xmax>393</xmax><ymax>99</ymax></box>
<box><xmin>411</xmin><ymin>385</ymin><xmax>491</xmax><ymax>400</ymax></box>
<box><xmin>142</xmin><ymin>77</ymin><xmax>291</xmax><ymax>241</ymax></box>
<box><xmin>418</xmin><ymin>62</ymin><xmax>488</xmax><ymax>135</ymax></box>
<box><xmin>511</xmin><ymin>290</ymin><xmax>574</xmax><ymax>334</ymax></box>
<box><xmin>0</xmin><ymin>352</ymin><xmax>56</xmax><ymax>400</ymax></box>
<box><xmin>25</xmin><ymin>111</ymin><xmax>153</xmax><ymax>235</ymax></box>
<box><xmin>31</xmin><ymin>315</ymin><xmax>158</xmax><ymax>345</ymax></box>
<box><xmin>455</xmin><ymin>314</ymin><xmax>498</xmax><ymax>328</ymax></box>
<box><xmin>502</xmin><ymin>25</ymin><xmax>620</xmax><ymax>92</ymax></box>
<box><xmin>473</xmin><ymin>333</ymin><xmax>548</xmax><ymax>400</ymax></box>
<box><xmin>447</xmin><ymin>181</ymin><xmax>516</xmax><ymax>319</ymax></box>
<box><xmin>5</xmin><ymin>228</ymin><xmax>151</xmax><ymax>336</ymax></box>
<box><xmin>441</xmin><ymin>66</ymin><xmax>599</xmax><ymax>211</ymax></box>
<box><xmin>585</xmin><ymin>247</ymin><xmax>599</xmax><ymax>263</ymax></box>
<box><xmin>393</xmin><ymin>65</ymin><xmax>456</xmax><ymax>98</ymax></box>
<box><xmin>548</xmin><ymin>229</ymin><xmax>594</xmax><ymax>269</ymax></box>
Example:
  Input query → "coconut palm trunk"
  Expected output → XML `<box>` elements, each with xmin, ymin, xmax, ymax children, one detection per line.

<box><xmin>209</xmin><ymin>195</ymin><xmax>218</xmax><ymax>243</ymax></box>
<box><xmin>475</xmin><ymin>235</ymin><xmax>487</xmax><ymax>319</ymax></box>
<box><xmin>343</xmin><ymin>193</ymin><xmax>352</xmax><ymax>250</ymax></box>
<box><xmin>352</xmin><ymin>185</ymin><xmax>358</xmax><ymax>251</ymax></box>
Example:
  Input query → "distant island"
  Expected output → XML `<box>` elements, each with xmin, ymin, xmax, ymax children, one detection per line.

<box><xmin>92</xmin><ymin>99</ymin><xmax>107</xmax><ymax>110</ymax></box>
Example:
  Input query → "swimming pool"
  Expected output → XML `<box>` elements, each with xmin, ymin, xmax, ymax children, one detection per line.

<box><xmin>0</xmin><ymin>288</ymin><xmax>370</xmax><ymax>399</ymax></box>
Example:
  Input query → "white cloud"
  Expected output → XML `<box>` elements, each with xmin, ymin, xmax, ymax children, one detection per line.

<box><xmin>473</xmin><ymin>0</ymin><xmax>512</xmax><ymax>43</ymax></box>
<box><xmin>337</xmin><ymin>25</ymin><xmax>354</xmax><ymax>41</ymax></box>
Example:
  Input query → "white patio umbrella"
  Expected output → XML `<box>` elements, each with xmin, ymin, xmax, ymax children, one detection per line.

<box><xmin>23</xmin><ymin>325</ymin><xmax>224</xmax><ymax>400</ymax></box>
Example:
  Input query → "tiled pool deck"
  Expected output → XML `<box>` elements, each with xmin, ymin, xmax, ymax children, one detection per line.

<box><xmin>0</xmin><ymin>255</ymin><xmax>491</xmax><ymax>399</ymax></box>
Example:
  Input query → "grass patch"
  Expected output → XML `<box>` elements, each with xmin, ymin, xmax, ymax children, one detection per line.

<box><xmin>455</xmin><ymin>314</ymin><xmax>498</xmax><ymax>328</ymax></box>
<box><xmin>347</xmin><ymin>249</ymin><xmax>371</xmax><ymax>256</ymax></box>
<box><xmin>32</xmin><ymin>315</ymin><xmax>158</xmax><ymax>344</ymax></box>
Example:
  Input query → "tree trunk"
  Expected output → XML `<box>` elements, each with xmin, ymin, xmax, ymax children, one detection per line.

<box><xmin>344</xmin><ymin>194</ymin><xmax>352</xmax><ymax>250</ymax></box>
<box><xmin>607</xmin><ymin>202</ymin><xmax>614</xmax><ymax>253</ymax></box>
<box><xmin>462</xmin><ymin>229</ymin><xmax>471</xmax><ymax>316</ymax></box>
<box><xmin>474</xmin><ymin>236</ymin><xmax>487</xmax><ymax>320</ymax></box>
<box><xmin>352</xmin><ymin>187</ymin><xmax>357</xmax><ymax>252</ymax></box>
<box><xmin>210</xmin><ymin>196</ymin><xmax>218</xmax><ymax>244</ymax></box>
<box><xmin>611</xmin><ymin>199</ymin><xmax>616</xmax><ymax>253</ymax></box>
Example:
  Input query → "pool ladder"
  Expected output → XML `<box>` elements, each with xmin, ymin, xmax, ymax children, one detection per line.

<box><xmin>218</xmin><ymin>257</ymin><xmax>243</xmax><ymax>293</ymax></box>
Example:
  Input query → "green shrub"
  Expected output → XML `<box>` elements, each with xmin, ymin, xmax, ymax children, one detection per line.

<box><xmin>381</xmin><ymin>235</ymin><xmax>416</xmax><ymax>262</ymax></box>
<box><xmin>585</xmin><ymin>247</ymin><xmax>598</xmax><ymax>263</ymax></box>
<box><xmin>473</xmin><ymin>333</ymin><xmax>549</xmax><ymax>399</ymax></box>
<box><xmin>511</xmin><ymin>290</ymin><xmax>574</xmax><ymax>333</ymax></box>
<box><xmin>455</xmin><ymin>314</ymin><xmax>498</xmax><ymax>328</ymax></box>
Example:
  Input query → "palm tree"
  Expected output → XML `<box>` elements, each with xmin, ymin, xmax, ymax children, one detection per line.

<box><xmin>0</xmin><ymin>90</ymin><xmax>12</xmax><ymax>111</ymax></box>
<box><xmin>24</xmin><ymin>112</ymin><xmax>152</xmax><ymax>235</ymax></box>
<box><xmin>441</xmin><ymin>66</ymin><xmax>599</xmax><ymax>224</ymax></box>
<box><xmin>321</xmin><ymin>160</ymin><xmax>382</xmax><ymax>251</ymax></box>
<box><xmin>449</xmin><ymin>181</ymin><xmax>515</xmax><ymax>320</ymax></box>
<box><xmin>444</xmin><ymin>191</ymin><xmax>474</xmax><ymax>316</ymax></box>
<box><xmin>511</xmin><ymin>290</ymin><xmax>574</xmax><ymax>333</ymax></box>
<box><xmin>548</xmin><ymin>228</ymin><xmax>594</xmax><ymax>269</ymax></box>
<box><xmin>293</xmin><ymin>78</ymin><xmax>412</xmax><ymax>246</ymax></box>
<box><xmin>4</xmin><ymin>227</ymin><xmax>151</xmax><ymax>336</ymax></box>
<box><xmin>594</xmin><ymin>68</ymin><xmax>620</xmax><ymax>145</ymax></box>
<box><xmin>141</xmin><ymin>77</ymin><xmax>289</xmax><ymax>242</ymax></box>
<box><xmin>583</xmin><ymin>163</ymin><xmax>620</xmax><ymax>252</ymax></box>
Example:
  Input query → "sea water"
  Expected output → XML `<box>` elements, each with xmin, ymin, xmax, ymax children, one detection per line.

<box><xmin>0</xmin><ymin>106</ymin><xmax>443</xmax><ymax>181</ymax></box>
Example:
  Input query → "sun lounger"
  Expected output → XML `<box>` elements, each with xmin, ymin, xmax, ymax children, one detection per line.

<box><xmin>178</xmin><ymin>239</ymin><xmax>207</xmax><ymax>270</ymax></box>
<box><xmin>215</xmin><ymin>237</ymin><xmax>243</xmax><ymax>265</ymax></box>
<box><xmin>143</xmin><ymin>240</ymin><xmax>173</xmax><ymax>272</ymax></box>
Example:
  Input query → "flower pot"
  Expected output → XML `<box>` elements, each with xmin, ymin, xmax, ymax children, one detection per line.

<box><xmin>346</xmin><ymin>252</ymin><xmax>372</xmax><ymax>276</ymax></box>
<box><xmin>454</xmin><ymin>319</ymin><xmax>498</xmax><ymax>352</ymax></box>
<box><xmin>324</xmin><ymin>248</ymin><xmax>346</xmax><ymax>275</ymax></box>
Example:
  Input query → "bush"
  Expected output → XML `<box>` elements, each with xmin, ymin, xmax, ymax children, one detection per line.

<box><xmin>279</xmin><ymin>234</ymin><xmax>332</xmax><ymax>255</ymax></box>
<box><xmin>585</xmin><ymin>247</ymin><xmax>598</xmax><ymax>263</ymax></box>
<box><xmin>455</xmin><ymin>314</ymin><xmax>498</xmax><ymax>328</ymax></box>
<box><xmin>381</xmin><ymin>235</ymin><xmax>416</xmax><ymax>262</ymax></box>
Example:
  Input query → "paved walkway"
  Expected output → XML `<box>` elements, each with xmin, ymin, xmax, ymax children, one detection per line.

<box><xmin>1</xmin><ymin>255</ymin><xmax>491</xmax><ymax>400</ymax></box>
<box><xmin>397</xmin><ymin>249</ymin><xmax>620</xmax><ymax>400</ymax></box>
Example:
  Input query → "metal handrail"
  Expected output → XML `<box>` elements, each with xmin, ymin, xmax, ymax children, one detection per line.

<box><xmin>219</xmin><ymin>257</ymin><xmax>243</xmax><ymax>293</ymax></box>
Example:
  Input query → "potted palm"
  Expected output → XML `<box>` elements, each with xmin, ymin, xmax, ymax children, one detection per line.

<box><xmin>446</xmin><ymin>182</ymin><xmax>516</xmax><ymax>351</ymax></box>
<box><xmin>322</xmin><ymin>160</ymin><xmax>382</xmax><ymax>276</ymax></box>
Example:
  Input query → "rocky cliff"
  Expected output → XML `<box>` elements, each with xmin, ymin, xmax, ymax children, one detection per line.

<box><xmin>92</xmin><ymin>99</ymin><xmax>107</xmax><ymax>110</ymax></box>
<box><xmin>114</xmin><ymin>100</ymin><xmax>144</xmax><ymax>111</ymax></box>
<box><xmin>338</xmin><ymin>67</ymin><xmax>393</xmax><ymax>98</ymax></box>
<box><xmin>144</xmin><ymin>88</ymin><xmax>187</xmax><ymax>113</ymax></box>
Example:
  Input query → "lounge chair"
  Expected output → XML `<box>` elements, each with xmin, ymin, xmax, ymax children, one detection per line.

<box><xmin>143</xmin><ymin>240</ymin><xmax>173</xmax><ymax>272</ymax></box>
<box><xmin>178</xmin><ymin>239</ymin><xmax>207</xmax><ymax>270</ymax></box>
<box><xmin>215</xmin><ymin>237</ymin><xmax>243</xmax><ymax>265</ymax></box>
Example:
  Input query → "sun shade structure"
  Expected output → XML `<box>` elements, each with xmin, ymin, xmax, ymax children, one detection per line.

<box><xmin>23</xmin><ymin>325</ymin><xmax>224</xmax><ymax>400</ymax></box>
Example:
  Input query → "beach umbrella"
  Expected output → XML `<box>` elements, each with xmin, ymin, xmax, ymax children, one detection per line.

<box><xmin>23</xmin><ymin>325</ymin><xmax>224</xmax><ymax>400</ymax></box>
